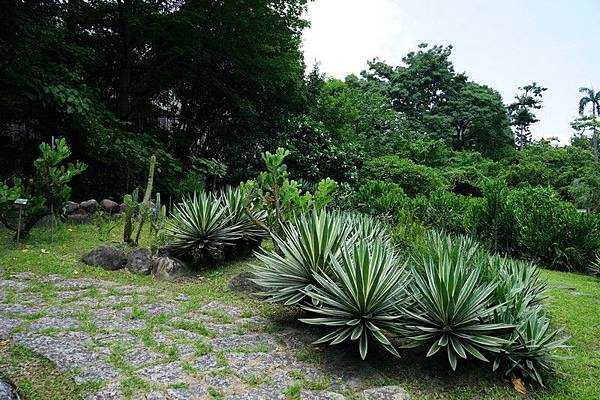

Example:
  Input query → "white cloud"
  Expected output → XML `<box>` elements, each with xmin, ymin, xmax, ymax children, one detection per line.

<box><xmin>302</xmin><ymin>0</ymin><xmax>414</xmax><ymax>78</ymax></box>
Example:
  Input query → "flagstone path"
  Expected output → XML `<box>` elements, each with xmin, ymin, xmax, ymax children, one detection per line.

<box><xmin>0</xmin><ymin>273</ymin><xmax>409</xmax><ymax>400</ymax></box>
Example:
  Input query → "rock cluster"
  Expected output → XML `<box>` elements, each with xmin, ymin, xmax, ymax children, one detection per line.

<box><xmin>65</xmin><ymin>198</ymin><xmax>122</xmax><ymax>224</ymax></box>
<box><xmin>82</xmin><ymin>246</ymin><xmax>188</xmax><ymax>280</ymax></box>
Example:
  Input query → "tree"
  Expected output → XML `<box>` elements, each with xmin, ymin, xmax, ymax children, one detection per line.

<box><xmin>438</xmin><ymin>82</ymin><xmax>514</xmax><ymax>157</ymax></box>
<box><xmin>578</xmin><ymin>87</ymin><xmax>600</xmax><ymax>160</ymax></box>
<box><xmin>508</xmin><ymin>83</ymin><xmax>547</xmax><ymax>149</ymax></box>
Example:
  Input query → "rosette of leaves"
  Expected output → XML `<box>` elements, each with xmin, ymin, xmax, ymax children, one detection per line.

<box><xmin>253</xmin><ymin>209</ymin><xmax>352</xmax><ymax>305</ymax></box>
<box><xmin>493</xmin><ymin>311</ymin><xmax>569</xmax><ymax>386</ymax></box>
<box><xmin>165</xmin><ymin>192</ymin><xmax>242</xmax><ymax>259</ymax></box>
<box><xmin>300</xmin><ymin>240</ymin><xmax>408</xmax><ymax>359</ymax></box>
<box><xmin>488</xmin><ymin>258</ymin><xmax>568</xmax><ymax>386</ymax></box>
<box><xmin>402</xmin><ymin>236</ymin><xmax>514</xmax><ymax>370</ymax></box>
<box><xmin>220</xmin><ymin>185</ymin><xmax>267</xmax><ymax>243</ymax></box>
<box><xmin>345</xmin><ymin>212</ymin><xmax>390</xmax><ymax>245</ymax></box>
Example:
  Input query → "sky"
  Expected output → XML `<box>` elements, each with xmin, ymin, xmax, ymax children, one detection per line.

<box><xmin>302</xmin><ymin>0</ymin><xmax>600</xmax><ymax>143</ymax></box>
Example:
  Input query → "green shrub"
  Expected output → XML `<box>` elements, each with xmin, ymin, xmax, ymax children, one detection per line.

<box><xmin>351</xmin><ymin>180</ymin><xmax>408</xmax><ymax>222</ymax></box>
<box><xmin>411</xmin><ymin>190</ymin><xmax>480</xmax><ymax>236</ymax></box>
<box><xmin>506</xmin><ymin>186</ymin><xmax>600</xmax><ymax>271</ymax></box>
<box><xmin>360</xmin><ymin>156</ymin><xmax>445</xmax><ymax>197</ymax></box>
<box><xmin>472</xmin><ymin>179</ymin><xmax>513</xmax><ymax>253</ymax></box>
<box><xmin>0</xmin><ymin>138</ymin><xmax>86</xmax><ymax>240</ymax></box>
<box><xmin>301</xmin><ymin>239</ymin><xmax>408</xmax><ymax>359</ymax></box>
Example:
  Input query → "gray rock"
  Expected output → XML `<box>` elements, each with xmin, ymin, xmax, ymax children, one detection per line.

<box><xmin>362</xmin><ymin>386</ymin><xmax>411</xmax><ymax>400</ymax></box>
<box><xmin>138</xmin><ymin>362</ymin><xmax>188</xmax><ymax>385</ymax></box>
<box><xmin>0</xmin><ymin>380</ymin><xmax>20</xmax><ymax>400</ymax></box>
<box><xmin>228</xmin><ymin>272</ymin><xmax>262</xmax><ymax>296</ymax></box>
<box><xmin>30</xmin><ymin>317</ymin><xmax>80</xmax><ymax>332</ymax></box>
<box><xmin>302</xmin><ymin>391</ymin><xmax>346</xmax><ymax>400</ymax></box>
<box><xmin>100</xmin><ymin>199</ymin><xmax>119</xmax><ymax>214</ymax></box>
<box><xmin>66</xmin><ymin>201</ymin><xmax>80</xmax><ymax>214</ymax></box>
<box><xmin>210</xmin><ymin>333</ymin><xmax>276</xmax><ymax>351</ymax></box>
<box><xmin>119</xmin><ymin>203</ymin><xmax>127</xmax><ymax>213</ymax></box>
<box><xmin>228</xmin><ymin>387</ymin><xmax>286</xmax><ymax>400</ymax></box>
<box><xmin>189</xmin><ymin>353</ymin><xmax>218</xmax><ymax>372</ymax></box>
<box><xmin>125</xmin><ymin>248</ymin><xmax>153</xmax><ymax>275</ymax></box>
<box><xmin>74</xmin><ymin>363</ymin><xmax>120</xmax><ymax>384</ymax></box>
<box><xmin>80</xmin><ymin>199</ymin><xmax>99</xmax><ymax>213</ymax></box>
<box><xmin>152</xmin><ymin>256</ymin><xmax>190</xmax><ymax>281</ymax></box>
<box><xmin>165</xmin><ymin>385</ymin><xmax>208</xmax><ymax>399</ymax></box>
<box><xmin>201</xmin><ymin>301</ymin><xmax>244</xmax><ymax>319</ymax></box>
<box><xmin>125</xmin><ymin>346</ymin><xmax>166</xmax><ymax>367</ymax></box>
<box><xmin>82</xmin><ymin>246</ymin><xmax>126</xmax><ymax>270</ymax></box>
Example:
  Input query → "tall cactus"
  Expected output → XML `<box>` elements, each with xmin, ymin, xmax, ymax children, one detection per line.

<box><xmin>134</xmin><ymin>155</ymin><xmax>157</xmax><ymax>245</ymax></box>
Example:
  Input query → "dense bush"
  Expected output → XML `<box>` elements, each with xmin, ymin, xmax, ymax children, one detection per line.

<box><xmin>351</xmin><ymin>180</ymin><xmax>408</xmax><ymax>222</ymax></box>
<box><xmin>505</xmin><ymin>186</ymin><xmax>600</xmax><ymax>272</ymax></box>
<box><xmin>361</xmin><ymin>156</ymin><xmax>445</xmax><ymax>197</ymax></box>
<box><xmin>411</xmin><ymin>189</ymin><xmax>481</xmax><ymax>236</ymax></box>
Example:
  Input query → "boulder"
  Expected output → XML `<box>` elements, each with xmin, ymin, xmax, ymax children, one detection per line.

<box><xmin>100</xmin><ymin>199</ymin><xmax>119</xmax><ymax>214</ymax></box>
<box><xmin>66</xmin><ymin>201</ymin><xmax>80</xmax><ymax>214</ymax></box>
<box><xmin>82</xmin><ymin>246</ymin><xmax>126</xmax><ymax>270</ymax></box>
<box><xmin>80</xmin><ymin>199</ymin><xmax>99</xmax><ymax>213</ymax></box>
<box><xmin>228</xmin><ymin>272</ymin><xmax>262</xmax><ymax>296</ymax></box>
<box><xmin>119</xmin><ymin>203</ymin><xmax>128</xmax><ymax>213</ymax></box>
<box><xmin>152</xmin><ymin>256</ymin><xmax>190</xmax><ymax>281</ymax></box>
<box><xmin>0</xmin><ymin>379</ymin><xmax>21</xmax><ymax>400</ymax></box>
<box><xmin>126</xmin><ymin>248</ymin><xmax>153</xmax><ymax>275</ymax></box>
<box><xmin>362</xmin><ymin>386</ymin><xmax>411</xmax><ymax>400</ymax></box>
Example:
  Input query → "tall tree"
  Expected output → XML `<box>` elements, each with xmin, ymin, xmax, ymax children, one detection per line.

<box><xmin>508</xmin><ymin>83</ymin><xmax>547</xmax><ymax>149</ymax></box>
<box><xmin>578</xmin><ymin>87</ymin><xmax>600</xmax><ymax>160</ymax></box>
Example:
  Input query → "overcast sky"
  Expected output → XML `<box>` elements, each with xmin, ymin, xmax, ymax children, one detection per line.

<box><xmin>302</xmin><ymin>0</ymin><xmax>600</xmax><ymax>143</ymax></box>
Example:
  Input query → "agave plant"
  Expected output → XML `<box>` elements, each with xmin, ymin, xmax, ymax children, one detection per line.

<box><xmin>165</xmin><ymin>192</ymin><xmax>242</xmax><ymax>259</ymax></box>
<box><xmin>345</xmin><ymin>212</ymin><xmax>390</xmax><ymax>245</ymax></box>
<box><xmin>494</xmin><ymin>311</ymin><xmax>569</xmax><ymax>386</ymax></box>
<box><xmin>490</xmin><ymin>257</ymin><xmax>546</xmax><ymax>317</ymax></box>
<box><xmin>253</xmin><ymin>209</ymin><xmax>352</xmax><ymax>305</ymax></box>
<box><xmin>219</xmin><ymin>185</ymin><xmax>267</xmax><ymax>244</ymax></box>
<box><xmin>402</xmin><ymin>234</ymin><xmax>514</xmax><ymax>370</ymax></box>
<box><xmin>300</xmin><ymin>240</ymin><xmax>408</xmax><ymax>359</ymax></box>
<box><xmin>409</xmin><ymin>230</ymin><xmax>486</xmax><ymax>273</ymax></box>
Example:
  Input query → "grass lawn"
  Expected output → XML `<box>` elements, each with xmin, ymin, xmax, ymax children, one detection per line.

<box><xmin>0</xmin><ymin>223</ymin><xmax>599</xmax><ymax>399</ymax></box>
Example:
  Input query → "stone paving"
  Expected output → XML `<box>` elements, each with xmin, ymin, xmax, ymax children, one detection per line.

<box><xmin>0</xmin><ymin>273</ymin><xmax>409</xmax><ymax>400</ymax></box>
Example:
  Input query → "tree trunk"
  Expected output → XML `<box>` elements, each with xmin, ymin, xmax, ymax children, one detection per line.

<box><xmin>116</xmin><ymin>0</ymin><xmax>132</xmax><ymax>119</ymax></box>
<box><xmin>593</xmin><ymin>106</ymin><xmax>599</xmax><ymax>161</ymax></box>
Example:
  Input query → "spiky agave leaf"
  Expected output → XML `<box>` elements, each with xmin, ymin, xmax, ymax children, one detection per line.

<box><xmin>494</xmin><ymin>311</ymin><xmax>570</xmax><ymax>387</ymax></box>
<box><xmin>253</xmin><ymin>209</ymin><xmax>352</xmax><ymax>305</ymax></box>
<box><xmin>165</xmin><ymin>192</ymin><xmax>243</xmax><ymax>257</ymax></box>
<box><xmin>344</xmin><ymin>212</ymin><xmax>391</xmax><ymax>245</ymax></box>
<box><xmin>219</xmin><ymin>185</ymin><xmax>267</xmax><ymax>243</ymax></box>
<box><xmin>402</xmin><ymin>236</ymin><xmax>514</xmax><ymax>370</ymax></box>
<box><xmin>300</xmin><ymin>240</ymin><xmax>408</xmax><ymax>359</ymax></box>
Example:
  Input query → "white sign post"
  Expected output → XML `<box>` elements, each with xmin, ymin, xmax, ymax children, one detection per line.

<box><xmin>14</xmin><ymin>198</ymin><xmax>28</xmax><ymax>244</ymax></box>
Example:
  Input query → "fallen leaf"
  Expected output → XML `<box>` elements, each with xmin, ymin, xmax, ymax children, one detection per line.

<box><xmin>512</xmin><ymin>377</ymin><xmax>527</xmax><ymax>395</ymax></box>
<box><xmin>68</xmin><ymin>228</ymin><xmax>73</xmax><ymax>232</ymax></box>
<box><xmin>0</xmin><ymin>339</ymin><xmax>10</xmax><ymax>347</ymax></box>
<box><xmin>40</xmin><ymin>249</ymin><xmax>49</xmax><ymax>254</ymax></box>
<box><xmin>21</xmin><ymin>249</ymin><xmax>29</xmax><ymax>253</ymax></box>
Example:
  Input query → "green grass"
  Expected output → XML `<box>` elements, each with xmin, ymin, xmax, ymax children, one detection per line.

<box><xmin>1</xmin><ymin>223</ymin><xmax>599</xmax><ymax>399</ymax></box>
